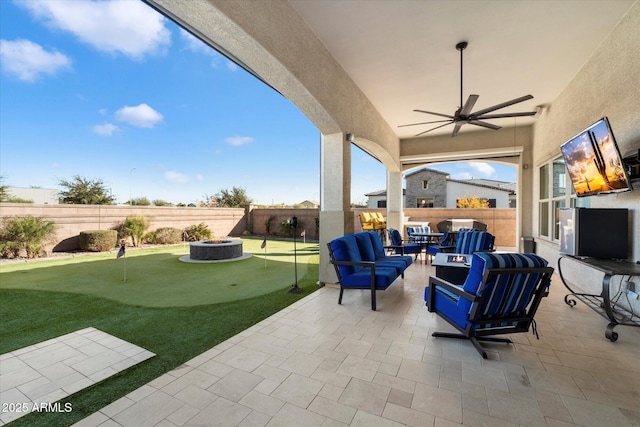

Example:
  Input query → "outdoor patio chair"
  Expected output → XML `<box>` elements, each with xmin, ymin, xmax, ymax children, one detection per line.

<box><xmin>425</xmin><ymin>252</ymin><xmax>554</xmax><ymax>358</ymax></box>
<box><xmin>388</xmin><ymin>228</ymin><xmax>422</xmax><ymax>260</ymax></box>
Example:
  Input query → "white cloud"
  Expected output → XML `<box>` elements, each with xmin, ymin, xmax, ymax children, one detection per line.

<box><xmin>225</xmin><ymin>136</ymin><xmax>253</xmax><ymax>146</ymax></box>
<box><xmin>93</xmin><ymin>123</ymin><xmax>118</xmax><ymax>136</ymax></box>
<box><xmin>0</xmin><ymin>39</ymin><xmax>71</xmax><ymax>82</ymax></box>
<box><xmin>19</xmin><ymin>0</ymin><xmax>171</xmax><ymax>60</ymax></box>
<box><xmin>467</xmin><ymin>162</ymin><xmax>496</xmax><ymax>178</ymax></box>
<box><xmin>115</xmin><ymin>104</ymin><xmax>163</xmax><ymax>128</ymax></box>
<box><xmin>226</xmin><ymin>61</ymin><xmax>239</xmax><ymax>71</ymax></box>
<box><xmin>195</xmin><ymin>174</ymin><xmax>204</xmax><ymax>181</ymax></box>
<box><xmin>164</xmin><ymin>170</ymin><xmax>189</xmax><ymax>184</ymax></box>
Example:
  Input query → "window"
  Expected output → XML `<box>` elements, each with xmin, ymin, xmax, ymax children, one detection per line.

<box><xmin>538</xmin><ymin>157</ymin><xmax>589</xmax><ymax>241</ymax></box>
<box><xmin>377</xmin><ymin>200</ymin><xmax>387</xmax><ymax>208</ymax></box>
<box><xmin>422</xmin><ymin>180</ymin><xmax>429</xmax><ymax>189</ymax></box>
<box><xmin>418</xmin><ymin>198</ymin><xmax>434</xmax><ymax>208</ymax></box>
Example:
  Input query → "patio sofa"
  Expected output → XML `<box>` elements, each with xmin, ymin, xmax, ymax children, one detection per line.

<box><xmin>327</xmin><ymin>231</ymin><xmax>413</xmax><ymax>310</ymax></box>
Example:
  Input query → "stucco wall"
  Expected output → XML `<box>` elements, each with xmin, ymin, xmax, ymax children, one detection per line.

<box><xmin>445</xmin><ymin>181</ymin><xmax>511</xmax><ymax>208</ymax></box>
<box><xmin>250</xmin><ymin>208</ymin><xmax>319</xmax><ymax>239</ymax></box>
<box><xmin>531</xmin><ymin>2</ymin><xmax>640</xmax><ymax>266</ymax></box>
<box><xmin>0</xmin><ymin>204</ymin><xmax>246</xmax><ymax>252</ymax></box>
<box><xmin>352</xmin><ymin>208</ymin><xmax>516</xmax><ymax>248</ymax></box>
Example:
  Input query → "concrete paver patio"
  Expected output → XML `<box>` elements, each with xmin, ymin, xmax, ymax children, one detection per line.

<box><xmin>69</xmin><ymin>260</ymin><xmax>640</xmax><ymax>426</ymax></box>
<box><xmin>0</xmin><ymin>327</ymin><xmax>155</xmax><ymax>425</ymax></box>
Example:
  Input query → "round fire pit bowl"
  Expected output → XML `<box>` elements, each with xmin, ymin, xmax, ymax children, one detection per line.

<box><xmin>179</xmin><ymin>239</ymin><xmax>251</xmax><ymax>263</ymax></box>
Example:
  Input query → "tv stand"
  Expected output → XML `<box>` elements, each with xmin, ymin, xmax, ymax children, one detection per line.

<box><xmin>558</xmin><ymin>256</ymin><xmax>640</xmax><ymax>341</ymax></box>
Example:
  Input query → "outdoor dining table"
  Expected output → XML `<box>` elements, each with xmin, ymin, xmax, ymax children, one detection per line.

<box><xmin>408</xmin><ymin>231</ymin><xmax>444</xmax><ymax>263</ymax></box>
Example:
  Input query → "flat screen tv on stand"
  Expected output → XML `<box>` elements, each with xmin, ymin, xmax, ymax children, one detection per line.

<box><xmin>560</xmin><ymin>117</ymin><xmax>632</xmax><ymax>197</ymax></box>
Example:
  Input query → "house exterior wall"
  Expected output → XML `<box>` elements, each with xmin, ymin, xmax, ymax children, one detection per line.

<box><xmin>445</xmin><ymin>181</ymin><xmax>511</xmax><ymax>208</ymax></box>
<box><xmin>6</xmin><ymin>187</ymin><xmax>59</xmax><ymax>204</ymax></box>
<box><xmin>405</xmin><ymin>169</ymin><xmax>447</xmax><ymax>208</ymax></box>
<box><xmin>532</xmin><ymin>2</ymin><xmax>640</xmax><ymax>266</ymax></box>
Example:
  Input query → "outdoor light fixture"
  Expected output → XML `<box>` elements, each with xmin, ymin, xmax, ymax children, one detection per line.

<box><xmin>289</xmin><ymin>216</ymin><xmax>303</xmax><ymax>294</ymax></box>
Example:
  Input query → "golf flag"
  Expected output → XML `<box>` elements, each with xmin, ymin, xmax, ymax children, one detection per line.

<box><xmin>261</xmin><ymin>238</ymin><xmax>266</xmax><ymax>249</ymax></box>
<box><xmin>182</xmin><ymin>230</ymin><xmax>188</xmax><ymax>241</ymax></box>
<box><xmin>117</xmin><ymin>244</ymin><xmax>125</xmax><ymax>259</ymax></box>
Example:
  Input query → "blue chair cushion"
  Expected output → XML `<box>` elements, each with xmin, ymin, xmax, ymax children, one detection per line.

<box><xmin>329</xmin><ymin>234</ymin><xmax>365</xmax><ymax>277</ymax></box>
<box><xmin>341</xmin><ymin>266</ymin><xmax>398</xmax><ymax>289</ymax></box>
<box><xmin>459</xmin><ymin>252</ymin><xmax>549</xmax><ymax>317</ymax></box>
<box><xmin>367</xmin><ymin>231</ymin><xmax>387</xmax><ymax>260</ymax></box>
<box><xmin>354</xmin><ymin>232</ymin><xmax>376</xmax><ymax>261</ymax></box>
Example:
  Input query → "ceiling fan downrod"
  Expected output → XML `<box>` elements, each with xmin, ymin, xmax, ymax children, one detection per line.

<box><xmin>456</xmin><ymin>41</ymin><xmax>467</xmax><ymax>112</ymax></box>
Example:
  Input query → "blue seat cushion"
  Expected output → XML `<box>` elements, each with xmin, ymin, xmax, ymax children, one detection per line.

<box><xmin>424</xmin><ymin>285</ymin><xmax>468</xmax><ymax>329</ymax></box>
<box><xmin>341</xmin><ymin>266</ymin><xmax>398</xmax><ymax>289</ymax></box>
<box><xmin>365</xmin><ymin>231</ymin><xmax>413</xmax><ymax>267</ymax></box>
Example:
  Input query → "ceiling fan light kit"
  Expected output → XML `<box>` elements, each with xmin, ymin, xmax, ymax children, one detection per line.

<box><xmin>400</xmin><ymin>41</ymin><xmax>536</xmax><ymax>137</ymax></box>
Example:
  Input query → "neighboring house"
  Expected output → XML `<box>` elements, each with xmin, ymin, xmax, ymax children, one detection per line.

<box><xmin>298</xmin><ymin>200</ymin><xmax>320</xmax><ymax>208</ymax></box>
<box><xmin>365</xmin><ymin>189</ymin><xmax>406</xmax><ymax>208</ymax></box>
<box><xmin>366</xmin><ymin>168</ymin><xmax>515</xmax><ymax>208</ymax></box>
<box><xmin>5</xmin><ymin>187</ymin><xmax>59</xmax><ymax>204</ymax></box>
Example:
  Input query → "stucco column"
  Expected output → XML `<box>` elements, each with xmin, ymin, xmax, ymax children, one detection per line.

<box><xmin>319</xmin><ymin>132</ymin><xmax>354</xmax><ymax>284</ymax></box>
<box><xmin>386</xmin><ymin>170</ymin><xmax>403</xmax><ymax>233</ymax></box>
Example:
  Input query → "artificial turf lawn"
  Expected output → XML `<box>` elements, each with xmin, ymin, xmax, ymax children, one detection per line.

<box><xmin>0</xmin><ymin>238</ymin><xmax>318</xmax><ymax>307</ymax></box>
<box><xmin>0</xmin><ymin>238</ymin><xmax>319</xmax><ymax>426</ymax></box>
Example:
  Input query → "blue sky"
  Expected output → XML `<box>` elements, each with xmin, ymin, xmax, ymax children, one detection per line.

<box><xmin>0</xmin><ymin>0</ymin><xmax>514</xmax><ymax>206</ymax></box>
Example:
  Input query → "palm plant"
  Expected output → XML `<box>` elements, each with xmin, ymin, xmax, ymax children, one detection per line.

<box><xmin>1</xmin><ymin>215</ymin><xmax>56</xmax><ymax>258</ymax></box>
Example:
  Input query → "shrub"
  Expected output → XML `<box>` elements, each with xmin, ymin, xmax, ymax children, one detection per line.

<box><xmin>0</xmin><ymin>241</ymin><xmax>21</xmax><ymax>258</ymax></box>
<box><xmin>280</xmin><ymin>218</ymin><xmax>304</xmax><ymax>237</ymax></box>
<box><xmin>122</xmin><ymin>215</ymin><xmax>149</xmax><ymax>247</ymax></box>
<box><xmin>144</xmin><ymin>227</ymin><xmax>182</xmax><ymax>244</ymax></box>
<box><xmin>265</xmin><ymin>215</ymin><xmax>275</xmax><ymax>235</ymax></box>
<box><xmin>152</xmin><ymin>199</ymin><xmax>171</xmax><ymax>206</ymax></box>
<box><xmin>79</xmin><ymin>230</ymin><xmax>117</xmax><ymax>252</ymax></box>
<box><xmin>1</xmin><ymin>215</ymin><xmax>56</xmax><ymax>258</ymax></box>
<box><xmin>183</xmin><ymin>223</ymin><xmax>212</xmax><ymax>241</ymax></box>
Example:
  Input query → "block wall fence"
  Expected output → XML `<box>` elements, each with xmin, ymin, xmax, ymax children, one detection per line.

<box><xmin>0</xmin><ymin>204</ymin><xmax>516</xmax><ymax>253</ymax></box>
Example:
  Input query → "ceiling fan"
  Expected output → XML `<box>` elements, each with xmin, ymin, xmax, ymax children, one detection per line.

<box><xmin>399</xmin><ymin>41</ymin><xmax>536</xmax><ymax>137</ymax></box>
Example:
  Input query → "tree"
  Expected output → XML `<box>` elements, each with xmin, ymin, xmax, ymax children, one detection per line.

<box><xmin>214</xmin><ymin>186</ymin><xmax>253</xmax><ymax>207</ymax></box>
<box><xmin>0</xmin><ymin>175</ymin><xmax>8</xmax><ymax>202</ymax></box>
<box><xmin>129</xmin><ymin>197</ymin><xmax>151</xmax><ymax>206</ymax></box>
<box><xmin>58</xmin><ymin>175</ymin><xmax>115</xmax><ymax>205</ymax></box>
<box><xmin>456</xmin><ymin>195</ymin><xmax>490</xmax><ymax>208</ymax></box>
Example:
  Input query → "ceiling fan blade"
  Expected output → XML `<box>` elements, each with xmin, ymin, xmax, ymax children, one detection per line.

<box><xmin>476</xmin><ymin>111</ymin><xmax>537</xmax><ymax>119</ymax></box>
<box><xmin>414</xmin><ymin>120</ymin><xmax>454</xmax><ymax>137</ymax></box>
<box><xmin>451</xmin><ymin>122</ymin><xmax>464</xmax><ymax>137</ymax></box>
<box><xmin>469</xmin><ymin>120</ymin><xmax>501</xmax><ymax>130</ymax></box>
<box><xmin>398</xmin><ymin>119</ymin><xmax>453</xmax><ymax>128</ymax></box>
<box><xmin>413</xmin><ymin>109</ymin><xmax>456</xmax><ymax>120</ymax></box>
<box><xmin>459</xmin><ymin>94</ymin><xmax>479</xmax><ymax>116</ymax></box>
<box><xmin>471</xmin><ymin>94</ymin><xmax>534</xmax><ymax>117</ymax></box>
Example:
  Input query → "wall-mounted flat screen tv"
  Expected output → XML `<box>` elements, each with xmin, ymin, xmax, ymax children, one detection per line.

<box><xmin>560</xmin><ymin>117</ymin><xmax>632</xmax><ymax>197</ymax></box>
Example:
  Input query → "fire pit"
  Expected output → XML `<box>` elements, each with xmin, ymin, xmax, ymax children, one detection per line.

<box><xmin>180</xmin><ymin>239</ymin><xmax>251</xmax><ymax>263</ymax></box>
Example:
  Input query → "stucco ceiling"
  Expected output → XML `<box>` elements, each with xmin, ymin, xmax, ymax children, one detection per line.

<box><xmin>288</xmin><ymin>0</ymin><xmax>635</xmax><ymax>138</ymax></box>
